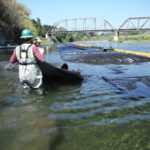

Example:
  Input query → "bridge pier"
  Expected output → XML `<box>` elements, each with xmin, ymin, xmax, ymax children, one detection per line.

<box><xmin>114</xmin><ymin>30</ymin><xmax>119</xmax><ymax>42</ymax></box>
<box><xmin>45</xmin><ymin>33</ymin><xmax>49</xmax><ymax>39</ymax></box>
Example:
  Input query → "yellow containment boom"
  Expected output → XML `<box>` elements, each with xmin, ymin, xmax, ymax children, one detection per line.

<box><xmin>112</xmin><ymin>49</ymin><xmax>150</xmax><ymax>58</ymax></box>
<box><xmin>73</xmin><ymin>43</ymin><xmax>150</xmax><ymax>58</ymax></box>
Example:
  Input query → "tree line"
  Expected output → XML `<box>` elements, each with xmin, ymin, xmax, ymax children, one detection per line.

<box><xmin>0</xmin><ymin>0</ymin><xmax>53</xmax><ymax>44</ymax></box>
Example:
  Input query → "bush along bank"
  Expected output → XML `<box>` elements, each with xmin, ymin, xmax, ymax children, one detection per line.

<box><xmin>119</xmin><ymin>34</ymin><xmax>150</xmax><ymax>42</ymax></box>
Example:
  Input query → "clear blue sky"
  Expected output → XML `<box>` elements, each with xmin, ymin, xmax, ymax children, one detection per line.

<box><xmin>17</xmin><ymin>0</ymin><xmax>150</xmax><ymax>28</ymax></box>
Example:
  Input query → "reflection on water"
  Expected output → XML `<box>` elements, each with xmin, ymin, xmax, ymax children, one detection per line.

<box><xmin>0</xmin><ymin>42</ymin><xmax>150</xmax><ymax>150</ymax></box>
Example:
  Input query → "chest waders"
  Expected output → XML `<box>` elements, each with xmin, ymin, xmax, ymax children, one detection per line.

<box><xmin>16</xmin><ymin>44</ymin><xmax>42</xmax><ymax>88</ymax></box>
<box><xmin>16</xmin><ymin>44</ymin><xmax>37</xmax><ymax>65</ymax></box>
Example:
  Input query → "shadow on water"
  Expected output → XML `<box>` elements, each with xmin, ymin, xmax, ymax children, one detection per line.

<box><xmin>48</xmin><ymin>128</ymin><xmax>64</xmax><ymax>150</ymax></box>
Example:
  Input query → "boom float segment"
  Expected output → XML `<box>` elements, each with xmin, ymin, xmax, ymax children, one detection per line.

<box><xmin>112</xmin><ymin>49</ymin><xmax>150</xmax><ymax>58</ymax></box>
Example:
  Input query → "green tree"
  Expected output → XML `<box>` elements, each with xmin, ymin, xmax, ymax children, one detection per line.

<box><xmin>32</xmin><ymin>18</ymin><xmax>42</xmax><ymax>36</ymax></box>
<box><xmin>0</xmin><ymin>0</ymin><xmax>37</xmax><ymax>44</ymax></box>
<box><xmin>41</xmin><ymin>25</ymin><xmax>53</xmax><ymax>37</ymax></box>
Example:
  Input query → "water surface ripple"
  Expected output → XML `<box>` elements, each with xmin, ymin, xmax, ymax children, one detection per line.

<box><xmin>1</xmin><ymin>42</ymin><xmax>150</xmax><ymax>150</ymax></box>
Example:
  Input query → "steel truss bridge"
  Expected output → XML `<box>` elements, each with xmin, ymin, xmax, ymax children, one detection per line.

<box><xmin>49</xmin><ymin>17</ymin><xmax>150</xmax><ymax>35</ymax></box>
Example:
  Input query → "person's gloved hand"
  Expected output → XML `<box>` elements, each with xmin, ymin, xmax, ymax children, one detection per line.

<box><xmin>5</xmin><ymin>63</ymin><xmax>13</xmax><ymax>70</ymax></box>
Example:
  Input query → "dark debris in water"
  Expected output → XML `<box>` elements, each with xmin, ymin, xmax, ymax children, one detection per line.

<box><xmin>102</xmin><ymin>76</ymin><xmax>150</xmax><ymax>98</ymax></box>
<box><xmin>59</xmin><ymin>46</ymin><xmax>150</xmax><ymax>65</ymax></box>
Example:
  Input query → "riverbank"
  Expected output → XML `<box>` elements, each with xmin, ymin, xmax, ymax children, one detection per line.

<box><xmin>53</xmin><ymin>33</ymin><xmax>150</xmax><ymax>44</ymax></box>
<box><xmin>41</xmin><ymin>39</ymin><xmax>54</xmax><ymax>45</ymax></box>
<box><xmin>119</xmin><ymin>34</ymin><xmax>150</xmax><ymax>42</ymax></box>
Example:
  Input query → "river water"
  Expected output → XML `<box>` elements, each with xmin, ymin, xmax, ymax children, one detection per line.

<box><xmin>0</xmin><ymin>42</ymin><xmax>150</xmax><ymax>150</ymax></box>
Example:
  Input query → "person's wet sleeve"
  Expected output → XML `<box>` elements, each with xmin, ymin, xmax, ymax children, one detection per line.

<box><xmin>9</xmin><ymin>49</ymin><xmax>18</xmax><ymax>63</ymax></box>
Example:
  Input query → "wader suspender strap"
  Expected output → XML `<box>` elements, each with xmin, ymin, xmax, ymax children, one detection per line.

<box><xmin>19</xmin><ymin>44</ymin><xmax>32</xmax><ymax>59</ymax></box>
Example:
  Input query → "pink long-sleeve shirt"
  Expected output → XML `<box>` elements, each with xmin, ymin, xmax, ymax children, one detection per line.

<box><xmin>10</xmin><ymin>45</ymin><xmax>44</xmax><ymax>63</ymax></box>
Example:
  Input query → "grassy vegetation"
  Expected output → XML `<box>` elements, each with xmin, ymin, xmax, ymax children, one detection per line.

<box><xmin>41</xmin><ymin>40</ymin><xmax>54</xmax><ymax>45</ymax></box>
<box><xmin>119</xmin><ymin>34</ymin><xmax>150</xmax><ymax>42</ymax></box>
<box><xmin>52</xmin><ymin>33</ymin><xmax>150</xmax><ymax>43</ymax></box>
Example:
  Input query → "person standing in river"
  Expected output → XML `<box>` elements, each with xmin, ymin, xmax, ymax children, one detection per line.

<box><xmin>9</xmin><ymin>29</ymin><xmax>45</xmax><ymax>88</ymax></box>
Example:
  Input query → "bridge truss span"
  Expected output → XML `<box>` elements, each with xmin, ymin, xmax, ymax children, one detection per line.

<box><xmin>118</xmin><ymin>17</ymin><xmax>150</xmax><ymax>31</ymax></box>
<box><xmin>49</xmin><ymin>18</ymin><xmax>115</xmax><ymax>34</ymax></box>
<box><xmin>48</xmin><ymin>17</ymin><xmax>150</xmax><ymax>41</ymax></box>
